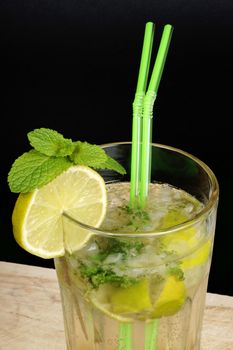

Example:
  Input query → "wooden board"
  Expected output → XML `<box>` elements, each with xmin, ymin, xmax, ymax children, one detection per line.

<box><xmin>0</xmin><ymin>261</ymin><xmax>233</xmax><ymax>349</ymax></box>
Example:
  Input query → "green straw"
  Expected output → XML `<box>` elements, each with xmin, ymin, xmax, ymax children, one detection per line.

<box><xmin>130</xmin><ymin>22</ymin><xmax>155</xmax><ymax>208</ymax></box>
<box><xmin>121</xmin><ymin>23</ymin><xmax>154</xmax><ymax>350</ymax></box>
<box><xmin>141</xmin><ymin>24</ymin><xmax>173</xmax><ymax>349</ymax></box>
<box><xmin>144</xmin><ymin>320</ymin><xmax>159</xmax><ymax>350</ymax></box>
<box><xmin>118</xmin><ymin>322</ymin><xmax>132</xmax><ymax>350</ymax></box>
<box><xmin>139</xmin><ymin>24</ymin><xmax>173</xmax><ymax>207</ymax></box>
<box><xmin>122</xmin><ymin>23</ymin><xmax>154</xmax><ymax>350</ymax></box>
<box><xmin>122</xmin><ymin>23</ymin><xmax>173</xmax><ymax>350</ymax></box>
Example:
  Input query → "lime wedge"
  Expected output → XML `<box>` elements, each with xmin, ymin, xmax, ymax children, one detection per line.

<box><xmin>12</xmin><ymin>165</ymin><xmax>107</xmax><ymax>258</ymax></box>
<box><xmin>89</xmin><ymin>280</ymin><xmax>151</xmax><ymax>321</ymax></box>
<box><xmin>181</xmin><ymin>240</ymin><xmax>211</xmax><ymax>269</ymax></box>
<box><xmin>89</xmin><ymin>285</ymin><xmax>133</xmax><ymax>322</ymax></box>
<box><xmin>110</xmin><ymin>279</ymin><xmax>152</xmax><ymax>314</ymax></box>
<box><xmin>152</xmin><ymin>276</ymin><xmax>186</xmax><ymax>318</ymax></box>
<box><xmin>160</xmin><ymin>211</ymin><xmax>189</xmax><ymax>228</ymax></box>
<box><xmin>161</xmin><ymin>211</ymin><xmax>198</xmax><ymax>254</ymax></box>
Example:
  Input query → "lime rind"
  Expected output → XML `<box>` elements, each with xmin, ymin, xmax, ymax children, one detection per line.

<box><xmin>12</xmin><ymin>165</ymin><xmax>107</xmax><ymax>258</ymax></box>
<box><xmin>88</xmin><ymin>275</ymin><xmax>187</xmax><ymax>321</ymax></box>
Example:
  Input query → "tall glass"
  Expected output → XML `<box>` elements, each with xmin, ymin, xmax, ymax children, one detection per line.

<box><xmin>54</xmin><ymin>142</ymin><xmax>219</xmax><ymax>350</ymax></box>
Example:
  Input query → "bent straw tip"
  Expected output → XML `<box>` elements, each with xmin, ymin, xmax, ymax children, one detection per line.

<box><xmin>145</xmin><ymin>21</ymin><xmax>155</xmax><ymax>28</ymax></box>
<box><xmin>164</xmin><ymin>24</ymin><xmax>174</xmax><ymax>31</ymax></box>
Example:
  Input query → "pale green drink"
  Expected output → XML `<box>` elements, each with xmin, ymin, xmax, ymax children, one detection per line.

<box><xmin>55</xmin><ymin>143</ymin><xmax>218</xmax><ymax>350</ymax></box>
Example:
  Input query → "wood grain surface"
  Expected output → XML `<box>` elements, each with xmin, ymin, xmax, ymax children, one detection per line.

<box><xmin>0</xmin><ymin>261</ymin><xmax>232</xmax><ymax>350</ymax></box>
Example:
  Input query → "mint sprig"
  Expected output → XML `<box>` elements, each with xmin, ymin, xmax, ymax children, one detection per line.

<box><xmin>8</xmin><ymin>128</ymin><xmax>126</xmax><ymax>193</ymax></box>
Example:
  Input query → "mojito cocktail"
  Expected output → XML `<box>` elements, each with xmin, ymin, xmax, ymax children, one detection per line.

<box><xmin>8</xmin><ymin>19</ymin><xmax>218</xmax><ymax>350</ymax></box>
<box><xmin>55</xmin><ymin>143</ymin><xmax>218</xmax><ymax>350</ymax></box>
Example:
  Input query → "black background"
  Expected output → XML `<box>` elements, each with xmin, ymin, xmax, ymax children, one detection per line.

<box><xmin>1</xmin><ymin>1</ymin><xmax>232</xmax><ymax>296</ymax></box>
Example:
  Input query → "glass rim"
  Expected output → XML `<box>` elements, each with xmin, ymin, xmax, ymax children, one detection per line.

<box><xmin>64</xmin><ymin>142</ymin><xmax>219</xmax><ymax>238</ymax></box>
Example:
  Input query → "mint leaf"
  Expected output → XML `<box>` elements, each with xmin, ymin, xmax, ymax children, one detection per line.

<box><xmin>70</xmin><ymin>141</ymin><xmax>107</xmax><ymax>167</ymax></box>
<box><xmin>97</xmin><ymin>155</ymin><xmax>126</xmax><ymax>175</ymax></box>
<box><xmin>70</xmin><ymin>141</ymin><xmax>126</xmax><ymax>175</ymax></box>
<box><xmin>78</xmin><ymin>239</ymin><xmax>144</xmax><ymax>288</ymax></box>
<box><xmin>79</xmin><ymin>263</ymin><xmax>138</xmax><ymax>288</ymax></box>
<box><xmin>28</xmin><ymin>128</ymin><xmax>75</xmax><ymax>157</ymax></box>
<box><xmin>167</xmin><ymin>265</ymin><xmax>184</xmax><ymax>281</ymax></box>
<box><xmin>119</xmin><ymin>205</ymin><xmax>150</xmax><ymax>231</ymax></box>
<box><xmin>8</xmin><ymin>150</ymin><xmax>72</xmax><ymax>193</ymax></box>
<box><xmin>103</xmin><ymin>239</ymin><xmax>144</xmax><ymax>258</ymax></box>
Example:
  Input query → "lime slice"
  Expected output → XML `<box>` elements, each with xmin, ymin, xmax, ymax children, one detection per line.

<box><xmin>160</xmin><ymin>211</ymin><xmax>189</xmax><ymax>228</ymax></box>
<box><xmin>152</xmin><ymin>276</ymin><xmax>186</xmax><ymax>318</ymax></box>
<box><xmin>89</xmin><ymin>285</ymin><xmax>133</xmax><ymax>322</ymax></box>
<box><xmin>181</xmin><ymin>240</ymin><xmax>211</xmax><ymax>270</ymax></box>
<box><xmin>12</xmin><ymin>165</ymin><xmax>107</xmax><ymax>258</ymax></box>
<box><xmin>90</xmin><ymin>277</ymin><xmax>186</xmax><ymax>320</ymax></box>
<box><xmin>161</xmin><ymin>211</ymin><xmax>198</xmax><ymax>254</ymax></box>
<box><xmin>110</xmin><ymin>279</ymin><xmax>152</xmax><ymax>314</ymax></box>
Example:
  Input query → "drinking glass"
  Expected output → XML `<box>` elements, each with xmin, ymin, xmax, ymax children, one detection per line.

<box><xmin>54</xmin><ymin>142</ymin><xmax>219</xmax><ymax>350</ymax></box>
